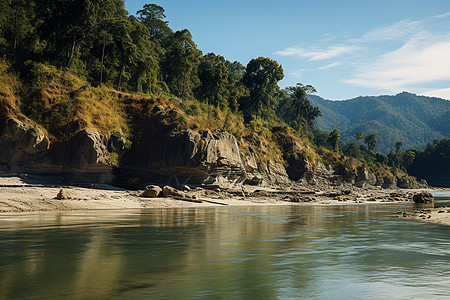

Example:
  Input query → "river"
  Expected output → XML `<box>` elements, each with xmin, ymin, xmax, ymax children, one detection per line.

<box><xmin>0</xmin><ymin>197</ymin><xmax>449</xmax><ymax>299</ymax></box>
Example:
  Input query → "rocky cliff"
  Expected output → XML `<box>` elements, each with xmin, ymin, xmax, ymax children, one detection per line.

<box><xmin>0</xmin><ymin>118</ymin><xmax>113</xmax><ymax>183</ymax></box>
<box><xmin>0</xmin><ymin>113</ymin><xmax>426</xmax><ymax>190</ymax></box>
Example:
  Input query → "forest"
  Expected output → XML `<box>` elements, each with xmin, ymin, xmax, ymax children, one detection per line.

<box><xmin>0</xmin><ymin>0</ymin><xmax>448</xmax><ymax>186</ymax></box>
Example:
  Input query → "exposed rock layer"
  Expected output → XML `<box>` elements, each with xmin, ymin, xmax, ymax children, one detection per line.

<box><xmin>0</xmin><ymin>117</ymin><xmax>427</xmax><ymax>189</ymax></box>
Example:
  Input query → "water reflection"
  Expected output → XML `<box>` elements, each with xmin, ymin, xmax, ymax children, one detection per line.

<box><xmin>0</xmin><ymin>204</ymin><xmax>449</xmax><ymax>299</ymax></box>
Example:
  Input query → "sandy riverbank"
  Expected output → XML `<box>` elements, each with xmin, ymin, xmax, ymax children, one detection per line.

<box><xmin>0</xmin><ymin>176</ymin><xmax>448</xmax><ymax>225</ymax></box>
<box><xmin>396</xmin><ymin>207</ymin><xmax>450</xmax><ymax>225</ymax></box>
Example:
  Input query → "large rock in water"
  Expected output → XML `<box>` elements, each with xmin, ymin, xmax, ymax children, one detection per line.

<box><xmin>413</xmin><ymin>192</ymin><xmax>434</xmax><ymax>203</ymax></box>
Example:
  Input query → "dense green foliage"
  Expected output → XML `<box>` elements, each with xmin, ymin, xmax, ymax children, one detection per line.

<box><xmin>0</xmin><ymin>0</ymin><xmax>249</xmax><ymax>111</ymax></box>
<box><xmin>240</xmin><ymin>57</ymin><xmax>284</xmax><ymax>121</ymax></box>
<box><xmin>309</xmin><ymin>92</ymin><xmax>450</xmax><ymax>153</ymax></box>
<box><xmin>277</xmin><ymin>83</ymin><xmax>321</xmax><ymax>130</ymax></box>
<box><xmin>408</xmin><ymin>139</ymin><xmax>450</xmax><ymax>187</ymax></box>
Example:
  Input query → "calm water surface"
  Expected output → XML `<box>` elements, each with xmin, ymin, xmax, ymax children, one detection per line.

<box><xmin>0</xmin><ymin>199</ymin><xmax>449</xmax><ymax>299</ymax></box>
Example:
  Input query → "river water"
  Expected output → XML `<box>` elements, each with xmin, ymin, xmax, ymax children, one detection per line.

<box><xmin>0</xmin><ymin>198</ymin><xmax>449</xmax><ymax>299</ymax></box>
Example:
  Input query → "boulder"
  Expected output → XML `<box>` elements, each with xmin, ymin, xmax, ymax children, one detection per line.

<box><xmin>56</xmin><ymin>188</ymin><xmax>73</xmax><ymax>200</ymax></box>
<box><xmin>162</xmin><ymin>186</ymin><xmax>185</xmax><ymax>198</ymax></box>
<box><xmin>108</xmin><ymin>132</ymin><xmax>126</xmax><ymax>152</ymax></box>
<box><xmin>412</xmin><ymin>192</ymin><xmax>434</xmax><ymax>203</ymax></box>
<box><xmin>245</xmin><ymin>175</ymin><xmax>263</xmax><ymax>186</ymax></box>
<box><xmin>141</xmin><ymin>185</ymin><xmax>162</xmax><ymax>197</ymax></box>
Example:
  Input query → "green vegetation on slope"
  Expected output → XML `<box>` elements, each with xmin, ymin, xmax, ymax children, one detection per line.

<box><xmin>0</xmin><ymin>0</ymin><xmax>433</xmax><ymax>185</ymax></box>
<box><xmin>308</xmin><ymin>93</ymin><xmax>450</xmax><ymax>153</ymax></box>
<box><xmin>408</xmin><ymin>139</ymin><xmax>450</xmax><ymax>187</ymax></box>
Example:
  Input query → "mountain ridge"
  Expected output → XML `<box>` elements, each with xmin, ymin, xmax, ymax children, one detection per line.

<box><xmin>309</xmin><ymin>92</ymin><xmax>450</xmax><ymax>153</ymax></box>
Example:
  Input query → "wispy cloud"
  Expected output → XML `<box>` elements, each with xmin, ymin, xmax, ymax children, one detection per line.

<box><xmin>352</xmin><ymin>19</ymin><xmax>421</xmax><ymax>43</ymax></box>
<box><xmin>288</xmin><ymin>69</ymin><xmax>310</xmax><ymax>78</ymax></box>
<box><xmin>318</xmin><ymin>62</ymin><xmax>342</xmax><ymax>70</ymax></box>
<box><xmin>275</xmin><ymin>12</ymin><xmax>450</xmax><ymax>99</ymax></box>
<box><xmin>432</xmin><ymin>12</ymin><xmax>450</xmax><ymax>19</ymax></box>
<box><xmin>274</xmin><ymin>45</ymin><xmax>361</xmax><ymax>61</ymax></box>
<box><xmin>344</xmin><ymin>33</ymin><xmax>450</xmax><ymax>92</ymax></box>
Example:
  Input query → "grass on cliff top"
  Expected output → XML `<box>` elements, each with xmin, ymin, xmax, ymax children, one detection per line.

<box><xmin>19</xmin><ymin>63</ymin><xmax>129</xmax><ymax>141</ymax></box>
<box><xmin>0</xmin><ymin>60</ymin><xmax>22</xmax><ymax>120</ymax></box>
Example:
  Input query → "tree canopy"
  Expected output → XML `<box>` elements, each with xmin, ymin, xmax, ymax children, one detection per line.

<box><xmin>240</xmin><ymin>57</ymin><xmax>284</xmax><ymax>121</ymax></box>
<box><xmin>277</xmin><ymin>83</ymin><xmax>321</xmax><ymax>130</ymax></box>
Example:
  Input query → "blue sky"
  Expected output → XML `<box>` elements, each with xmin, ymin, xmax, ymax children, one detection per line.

<box><xmin>125</xmin><ymin>0</ymin><xmax>450</xmax><ymax>100</ymax></box>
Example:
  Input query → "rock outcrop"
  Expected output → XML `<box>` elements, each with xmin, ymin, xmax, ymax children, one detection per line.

<box><xmin>0</xmin><ymin>118</ymin><xmax>50</xmax><ymax>164</ymax></box>
<box><xmin>382</xmin><ymin>177</ymin><xmax>397</xmax><ymax>189</ymax></box>
<box><xmin>412</xmin><ymin>192</ymin><xmax>434</xmax><ymax>203</ymax></box>
<box><xmin>0</xmin><ymin>117</ymin><xmax>429</xmax><ymax>190</ymax></box>
<box><xmin>0</xmin><ymin>118</ymin><xmax>114</xmax><ymax>183</ymax></box>
<box><xmin>120</xmin><ymin>130</ymin><xmax>248</xmax><ymax>188</ymax></box>
<box><xmin>355</xmin><ymin>167</ymin><xmax>377</xmax><ymax>188</ymax></box>
<box><xmin>397</xmin><ymin>177</ymin><xmax>427</xmax><ymax>189</ymax></box>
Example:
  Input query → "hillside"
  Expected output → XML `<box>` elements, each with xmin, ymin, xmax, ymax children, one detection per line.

<box><xmin>309</xmin><ymin>92</ymin><xmax>450</xmax><ymax>153</ymax></box>
<box><xmin>0</xmin><ymin>1</ymin><xmax>429</xmax><ymax>189</ymax></box>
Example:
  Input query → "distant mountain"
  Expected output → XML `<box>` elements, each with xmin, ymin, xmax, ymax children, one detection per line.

<box><xmin>309</xmin><ymin>92</ymin><xmax>450</xmax><ymax>153</ymax></box>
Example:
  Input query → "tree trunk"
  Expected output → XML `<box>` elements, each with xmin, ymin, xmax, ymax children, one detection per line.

<box><xmin>117</xmin><ymin>59</ymin><xmax>125</xmax><ymax>91</ymax></box>
<box><xmin>100</xmin><ymin>43</ymin><xmax>106</xmax><ymax>84</ymax></box>
<box><xmin>67</xmin><ymin>33</ymin><xmax>77</xmax><ymax>68</ymax></box>
<box><xmin>12</xmin><ymin>5</ymin><xmax>18</xmax><ymax>55</ymax></box>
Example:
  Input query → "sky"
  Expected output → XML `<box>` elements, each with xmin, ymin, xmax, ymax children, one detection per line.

<box><xmin>125</xmin><ymin>0</ymin><xmax>450</xmax><ymax>100</ymax></box>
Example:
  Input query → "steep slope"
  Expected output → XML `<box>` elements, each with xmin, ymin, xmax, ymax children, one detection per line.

<box><xmin>309</xmin><ymin>92</ymin><xmax>450</xmax><ymax>153</ymax></box>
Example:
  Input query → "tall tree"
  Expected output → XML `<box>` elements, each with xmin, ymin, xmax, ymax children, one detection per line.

<box><xmin>282</xmin><ymin>83</ymin><xmax>321</xmax><ymax>129</ymax></box>
<box><xmin>328</xmin><ymin>129</ymin><xmax>340</xmax><ymax>151</ymax></box>
<box><xmin>136</xmin><ymin>3</ymin><xmax>172</xmax><ymax>41</ymax></box>
<box><xmin>39</xmin><ymin>0</ymin><xmax>96</xmax><ymax>68</ymax></box>
<box><xmin>161</xmin><ymin>29</ymin><xmax>201</xmax><ymax>98</ymax></box>
<box><xmin>240</xmin><ymin>57</ymin><xmax>284</xmax><ymax>121</ymax></box>
<box><xmin>364</xmin><ymin>133</ymin><xmax>378</xmax><ymax>151</ymax></box>
<box><xmin>89</xmin><ymin>0</ymin><xmax>129</xmax><ymax>84</ymax></box>
<box><xmin>127</xmin><ymin>16</ymin><xmax>161</xmax><ymax>93</ymax></box>
<box><xmin>195</xmin><ymin>53</ymin><xmax>228</xmax><ymax>109</ymax></box>
<box><xmin>109</xmin><ymin>17</ymin><xmax>136</xmax><ymax>91</ymax></box>
<box><xmin>354</xmin><ymin>130</ymin><xmax>364</xmax><ymax>143</ymax></box>
<box><xmin>224</xmin><ymin>60</ymin><xmax>247</xmax><ymax>112</ymax></box>
<box><xmin>395</xmin><ymin>141</ymin><xmax>403</xmax><ymax>154</ymax></box>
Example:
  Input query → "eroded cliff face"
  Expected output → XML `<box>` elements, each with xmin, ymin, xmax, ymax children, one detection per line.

<box><xmin>118</xmin><ymin>129</ymin><xmax>248</xmax><ymax>188</ymax></box>
<box><xmin>0</xmin><ymin>118</ymin><xmax>113</xmax><ymax>183</ymax></box>
<box><xmin>0</xmin><ymin>116</ymin><xmax>427</xmax><ymax>189</ymax></box>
